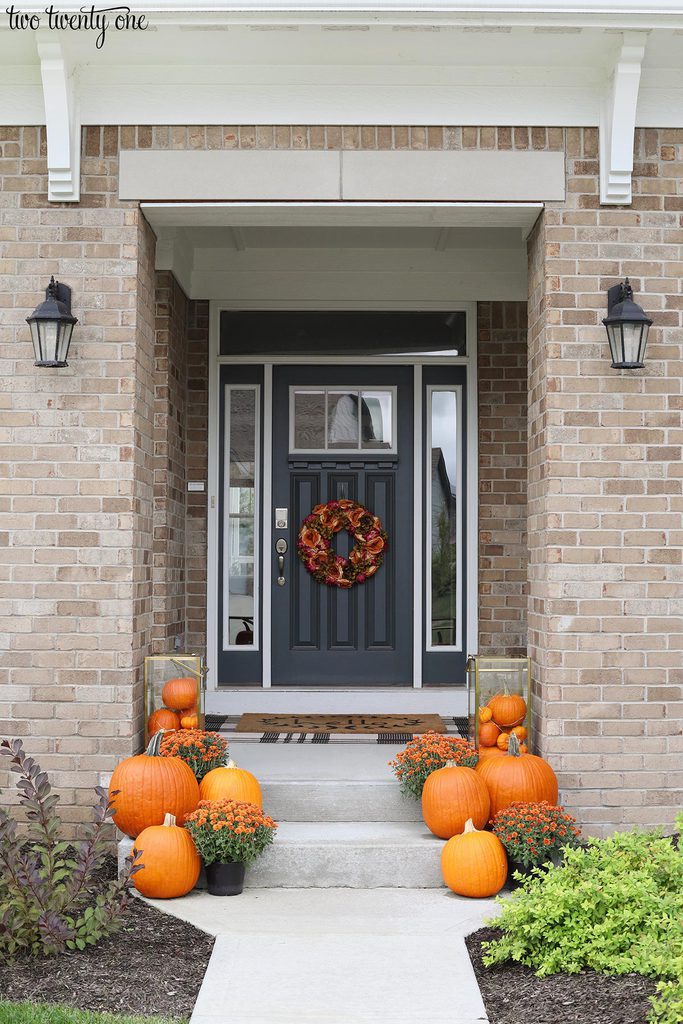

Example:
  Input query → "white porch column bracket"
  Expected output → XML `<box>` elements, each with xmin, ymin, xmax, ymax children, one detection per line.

<box><xmin>36</xmin><ymin>37</ymin><xmax>80</xmax><ymax>203</ymax></box>
<box><xmin>599</xmin><ymin>32</ymin><xmax>648</xmax><ymax>206</ymax></box>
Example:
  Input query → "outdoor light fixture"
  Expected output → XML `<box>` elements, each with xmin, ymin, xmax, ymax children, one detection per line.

<box><xmin>26</xmin><ymin>276</ymin><xmax>78</xmax><ymax>367</ymax></box>
<box><xmin>602</xmin><ymin>278</ymin><xmax>652</xmax><ymax>370</ymax></box>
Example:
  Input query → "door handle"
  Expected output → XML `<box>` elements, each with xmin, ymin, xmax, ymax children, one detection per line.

<box><xmin>275</xmin><ymin>538</ymin><xmax>288</xmax><ymax>586</ymax></box>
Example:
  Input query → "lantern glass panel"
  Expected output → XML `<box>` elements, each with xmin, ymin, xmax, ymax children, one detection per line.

<box><xmin>144</xmin><ymin>654</ymin><xmax>203</xmax><ymax>743</ymax></box>
<box><xmin>470</xmin><ymin>656</ymin><xmax>531</xmax><ymax>753</ymax></box>
<box><xmin>56</xmin><ymin>321</ymin><xmax>74</xmax><ymax>364</ymax></box>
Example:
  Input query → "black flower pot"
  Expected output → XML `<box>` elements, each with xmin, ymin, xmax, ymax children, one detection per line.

<box><xmin>205</xmin><ymin>860</ymin><xmax>246</xmax><ymax>896</ymax></box>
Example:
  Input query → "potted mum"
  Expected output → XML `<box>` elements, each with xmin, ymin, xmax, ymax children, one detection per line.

<box><xmin>389</xmin><ymin>731</ymin><xmax>478</xmax><ymax>799</ymax></box>
<box><xmin>490</xmin><ymin>800</ymin><xmax>581</xmax><ymax>880</ymax></box>
<box><xmin>184</xmin><ymin>798</ymin><xmax>277</xmax><ymax>896</ymax></box>
<box><xmin>159</xmin><ymin>728</ymin><xmax>228</xmax><ymax>782</ymax></box>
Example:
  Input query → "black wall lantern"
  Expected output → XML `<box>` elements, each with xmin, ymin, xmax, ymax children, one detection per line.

<box><xmin>602</xmin><ymin>278</ymin><xmax>652</xmax><ymax>370</ymax></box>
<box><xmin>26</xmin><ymin>276</ymin><xmax>78</xmax><ymax>368</ymax></box>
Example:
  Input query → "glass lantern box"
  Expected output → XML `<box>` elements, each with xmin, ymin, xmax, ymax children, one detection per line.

<box><xmin>467</xmin><ymin>655</ymin><xmax>531</xmax><ymax>754</ymax></box>
<box><xmin>144</xmin><ymin>655</ymin><xmax>205</xmax><ymax>744</ymax></box>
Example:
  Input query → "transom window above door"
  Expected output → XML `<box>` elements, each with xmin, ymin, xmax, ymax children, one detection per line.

<box><xmin>290</xmin><ymin>386</ymin><xmax>396</xmax><ymax>454</ymax></box>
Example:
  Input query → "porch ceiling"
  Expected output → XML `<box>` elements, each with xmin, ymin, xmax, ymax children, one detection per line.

<box><xmin>144</xmin><ymin>203</ymin><xmax>532</xmax><ymax>302</ymax></box>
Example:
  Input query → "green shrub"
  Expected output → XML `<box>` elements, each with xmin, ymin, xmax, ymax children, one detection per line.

<box><xmin>483</xmin><ymin>818</ymin><xmax>683</xmax><ymax>1024</ymax></box>
<box><xmin>649</xmin><ymin>979</ymin><xmax>683</xmax><ymax>1024</ymax></box>
<box><xmin>0</xmin><ymin>738</ymin><xmax>140</xmax><ymax>957</ymax></box>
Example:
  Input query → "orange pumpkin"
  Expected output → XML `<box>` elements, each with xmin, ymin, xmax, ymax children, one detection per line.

<box><xmin>132</xmin><ymin>812</ymin><xmax>200</xmax><ymax>899</ymax></box>
<box><xmin>478</xmin><ymin>706</ymin><xmax>493</xmax><ymax>724</ymax></box>
<box><xmin>180</xmin><ymin>712</ymin><xmax>199</xmax><ymax>729</ymax></box>
<box><xmin>496</xmin><ymin>732</ymin><xmax>511</xmax><ymax>751</ymax></box>
<box><xmin>441</xmin><ymin>818</ymin><xmax>508</xmax><ymax>898</ymax></box>
<box><xmin>519</xmin><ymin>743</ymin><xmax>528</xmax><ymax>753</ymax></box>
<box><xmin>109</xmin><ymin>731</ymin><xmax>200</xmax><ymax>838</ymax></box>
<box><xmin>488</xmin><ymin>689</ymin><xmax>527</xmax><ymax>729</ymax></box>
<box><xmin>511</xmin><ymin>725</ymin><xmax>528</xmax><ymax>742</ymax></box>
<box><xmin>199</xmin><ymin>759</ymin><xmax>262</xmax><ymax>807</ymax></box>
<box><xmin>479</xmin><ymin>721</ymin><xmax>501</xmax><ymax>747</ymax></box>
<box><xmin>421</xmin><ymin>763</ymin><xmax>490</xmax><ymax>839</ymax></box>
<box><xmin>161</xmin><ymin>677</ymin><xmax>197</xmax><ymax>712</ymax></box>
<box><xmin>147</xmin><ymin>708</ymin><xmax>180</xmax><ymax>736</ymax></box>
<box><xmin>475</xmin><ymin>732</ymin><xmax>557</xmax><ymax>818</ymax></box>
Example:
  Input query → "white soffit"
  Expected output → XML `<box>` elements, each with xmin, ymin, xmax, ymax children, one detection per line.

<box><xmin>122</xmin><ymin>150</ymin><xmax>564</xmax><ymax>202</ymax></box>
<box><xmin>140</xmin><ymin>202</ymin><xmax>543</xmax><ymax>233</ymax></box>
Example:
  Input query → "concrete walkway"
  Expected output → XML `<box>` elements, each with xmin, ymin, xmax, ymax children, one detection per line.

<box><xmin>144</xmin><ymin>886</ymin><xmax>500</xmax><ymax>1024</ymax></box>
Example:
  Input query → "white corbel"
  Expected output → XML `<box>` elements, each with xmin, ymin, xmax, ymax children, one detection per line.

<box><xmin>599</xmin><ymin>32</ymin><xmax>648</xmax><ymax>205</ymax></box>
<box><xmin>36</xmin><ymin>38</ymin><xmax>80</xmax><ymax>202</ymax></box>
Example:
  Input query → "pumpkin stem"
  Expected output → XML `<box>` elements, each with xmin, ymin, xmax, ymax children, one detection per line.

<box><xmin>145</xmin><ymin>730</ymin><xmax>164</xmax><ymax>757</ymax></box>
<box><xmin>163</xmin><ymin>813</ymin><xmax>177</xmax><ymax>827</ymax></box>
<box><xmin>463</xmin><ymin>818</ymin><xmax>478</xmax><ymax>834</ymax></box>
<box><xmin>444</xmin><ymin>759</ymin><xmax>459</xmax><ymax>769</ymax></box>
<box><xmin>507</xmin><ymin>732</ymin><xmax>522</xmax><ymax>758</ymax></box>
<box><xmin>225</xmin><ymin>758</ymin><xmax>237</xmax><ymax>769</ymax></box>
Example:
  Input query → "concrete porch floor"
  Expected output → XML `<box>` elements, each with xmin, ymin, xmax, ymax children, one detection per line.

<box><xmin>142</xmin><ymin>886</ymin><xmax>499</xmax><ymax>1024</ymax></box>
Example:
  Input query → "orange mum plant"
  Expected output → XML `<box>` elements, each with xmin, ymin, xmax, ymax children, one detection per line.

<box><xmin>159</xmin><ymin>729</ymin><xmax>228</xmax><ymax>782</ymax></box>
<box><xmin>184</xmin><ymin>799</ymin><xmax>277</xmax><ymax>866</ymax></box>
<box><xmin>389</xmin><ymin>731</ymin><xmax>478</xmax><ymax>799</ymax></box>
<box><xmin>490</xmin><ymin>800</ymin><xmax>581</xmax><ymax>868</ymax></box>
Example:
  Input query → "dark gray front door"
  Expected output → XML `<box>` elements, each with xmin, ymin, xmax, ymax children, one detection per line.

<box><xmin>271</xmin><ymin>365</ymin><xmax>414</xmax><ymax>685</ymax></box>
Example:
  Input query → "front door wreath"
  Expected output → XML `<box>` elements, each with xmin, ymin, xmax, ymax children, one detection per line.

<box><xmin>297</xmin><ymin>499</ymin><xmax>389</xmax><ymax>588</ymax></box>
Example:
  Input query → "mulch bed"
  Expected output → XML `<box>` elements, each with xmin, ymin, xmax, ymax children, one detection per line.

<box><xmin>0</xmin><ymin>858</ymin><xmax>214</xmax><ymax>1021</ymax></box>
<box><xmin>466</xmin><ymin>926</ymin><xmax>658</xmax><ymax>1024</ymax></box>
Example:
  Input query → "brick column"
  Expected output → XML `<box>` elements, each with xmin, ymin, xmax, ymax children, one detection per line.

<box><xmin>527</xmin><ymin>128</ymin><xmax>683</xmax><ymax>835</ymax></box>
<box><xmin>0</xmin><ymin>126</ymin><xmax>156</xmax><ymax>831</ymax></box>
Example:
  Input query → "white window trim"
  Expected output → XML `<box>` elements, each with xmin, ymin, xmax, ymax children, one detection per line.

<box><xmin>425</xmin><ymin>384</ymin><xmax>463</xmax><ymax>654</ymax></box>
<box><xmin>206</xmin><ymin>299</ymin><xmax>478</xmax><ymax>692</ymax></box>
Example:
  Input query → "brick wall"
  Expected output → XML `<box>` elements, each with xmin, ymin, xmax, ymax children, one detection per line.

<box><xmin>153</xmin><ymin>271</ymin><xmax>189</xmax><ymax>653</ymax></box>
<box><xmin>478</xmin><ymin>301</ymin><xmax>529</xmax><ymax>656</ymax></box>
<box><xmin>528</xmin><ymin>127</ymin><xmax>683</xmax><ymax>834</ymax></box>
<box><xmin>0</xmin><ymin>126</ymin><xmax>156</xmax><ymax>829</ymax></box>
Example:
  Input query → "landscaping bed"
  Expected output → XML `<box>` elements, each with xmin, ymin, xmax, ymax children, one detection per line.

<box><xmin>0</xmin><ymin>858</ymin><xmax>213</xmax><ymax>1022</ymax></box>
<box><xmin>467</xmin><ymin>926</ymin><xmax>658</xmax><ymax>1024</ymax></box>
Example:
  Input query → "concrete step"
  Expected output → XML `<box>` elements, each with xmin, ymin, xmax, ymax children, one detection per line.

<box><xmin>119</xmin><ymin>820</ymin><xmax>444</xmax><ymax>888</ymax></box>
<box><xmin>261</xmin><ymin>779</ymin><xmax>421</xmax><ymax>821</ymax></box>
<box><xmin>248</xmin><ymin>820</ymin><xmax>444</xmax><ymax>888</ymax></box>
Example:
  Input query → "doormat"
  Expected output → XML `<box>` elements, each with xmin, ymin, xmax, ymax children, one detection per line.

<box><xmin>235</xmin><ymin>713</ymin><xmax>446</xmax><ymax>734</ymax></box>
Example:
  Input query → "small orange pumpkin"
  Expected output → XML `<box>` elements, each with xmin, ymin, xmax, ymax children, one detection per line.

<box><xmin>199</xmin><ymin>759</ymin><xmax>262</xmax><ymax>807</ymax></box>
<box><xmin>133</xmin><ymin>812</ymin><xmax>200</xmax><ymax>899</ymax></box>
<box><xmin>488</xmin><ymin>688</ymin><xmax>527</xmax><ymax>730</ymax></box>
<box><xmin>477</xmin><ymin>745</ymin><xmax>506</xmax><ymax>761</ymax></box>
<box><xmin>421</xmin><ymin>762</ymin><xmax>490</xmax><ymax>839</ymax></box>
<box><xmin>478</xmin><ymin>706</ymin><xmax>493</xmax><ymax>724</ymax></box>
<box><xmin>441</xmin><ymin>818</ymin><xmax>508</xmax><ymax>898</ymax></box>
<box><xmin>180</xmin><ymin>712</ymin><xmax>199</xmax><ymax>729</ymax></box>
<box><xmin>147</xmin><ymin>708</ymin><xmax>180</xmax><ymax>736</ymax></box>
<box><xmin>496</xmin><ymin>732</ymin><xmax>511</xmax><ymax>751</ymax></box>
<box><xmin>161</xmin><ymin>677</ymin><xmax>197</xmax><ymax>712</ymax></box>
<box><xmin>511</xmin><ymin>725</ymin><xmax>528</xmax><ymax>742</ymax></box>
<box><xmin>519</xmin><ymin>742</ymin><xmax>528</xmax><ymax>754</ymax></box>
<box><xmin>475</xmin><ymin>732</ymin><xmax>557</xmax><ymax>817</ymax></box>
<box><xmin>479</xmin><ymin>721</ymin><xmax>501</xmax><ymax>747</ymax></box>
<box><xmin>109</xmin><ymin>731</ymin><xmax>200</xmax><ymax>839</ymax></box>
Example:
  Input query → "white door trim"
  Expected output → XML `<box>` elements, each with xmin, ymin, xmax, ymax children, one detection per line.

<box><xmin>206</xmin><ymin>300</ymin><xmax>478</xmax><ymax>698</ymax></box>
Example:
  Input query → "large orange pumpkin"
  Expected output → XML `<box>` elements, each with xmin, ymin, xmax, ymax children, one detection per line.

<box><xmin>109</xmin><ymin>731</ymin><xmax>200</xmax><ymax>838</ymax></box>
<box><xmin>475</xmin><ymin>732</ymin><xmax>557</xmax><ymax>817</ymax></box>
<box><xmin>441</xmin><ymin>818</ymin><xmax>508</xmax><ymax>898</ymax></box>
<box><xmin>199</xmin><ymin>759</ymin><xmax>262</xmax><ymax>806</ymax></box>
<box><xmin>488</xmin><ymin>689</ymin><xmax>527</xmax><ymax>729</ymax></box>
<box><xmin>132</xmin><ymin>812</ymin><xmax>200</xmax><ymax>899</ymax></box>
<box><xmin>478</xmin><ymin>721</ymin><xmax>501</xmax><ymax>747</ymax></box>
<box><xmin>421</xmin><ymin>762</ymin><xmax>490</xmax><ymax>839</ymax></box>
<box><xmin>147</xmin><ymin>708</ymin><xmax>180</xmax><ymax>736</ymax></box>
<box><xmin>161</xmin><ymin>677</ymin><xmax>197</xmax><ymax>712</ymax></box>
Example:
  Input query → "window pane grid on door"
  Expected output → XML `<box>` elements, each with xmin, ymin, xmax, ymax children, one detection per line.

<box><xmin>290</xmin><ymin>386</ymin><xmax>396</xmax><ymax>454</ymax></box>
<box><xmin>223</xmin><ymin>385</ymin><xmax>259</xmax><ymax>649</ymax></box>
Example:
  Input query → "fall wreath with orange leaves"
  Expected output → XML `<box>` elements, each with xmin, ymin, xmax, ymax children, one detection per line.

<box><xmin>297</xmin><ymin>499</ymin><xmax>389</xmax><ymax>587</ymax></box>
